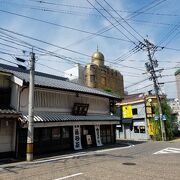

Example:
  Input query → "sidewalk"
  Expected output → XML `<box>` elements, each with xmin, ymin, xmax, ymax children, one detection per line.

<box><xmin>169</xmin><ymin>137</ymin><xmax>180</xmax><ymax>142</ymax></box>
<box><xmin>0</xmin><ymin>140</ymin><xmax>132</xmax><ymax>168</ymax></box>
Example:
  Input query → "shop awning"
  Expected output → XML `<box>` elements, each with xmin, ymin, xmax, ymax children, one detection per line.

<box><xmin>21</xmin><ymin>111</ymin><xmax>120</xmax><ymax>123</ymax></box>
<box><xmin>122</xmin><ymin>119</ymin><xmax>133</xmax><ymax>124</ymax></box>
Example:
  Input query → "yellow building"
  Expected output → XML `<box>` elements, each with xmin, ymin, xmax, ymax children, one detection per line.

<box><xmin>84</xmin><ymin>50</ymin><xmax>124</xmax><ymax>97</ymax></box>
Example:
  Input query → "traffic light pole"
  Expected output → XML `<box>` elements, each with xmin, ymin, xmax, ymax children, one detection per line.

<box><xmin>26</xmin><ymin>52</ymin><xmax>35</xmax><ymax>161</ymax></box>
<box><xmin>145</xmin><ymin>39</ymin><xmax>166</xmax><ymax>141</ymax></box>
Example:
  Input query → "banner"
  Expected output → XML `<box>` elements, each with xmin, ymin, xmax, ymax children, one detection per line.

<box><xmin>95</xmin><ymin>125</ymin><xmax>103</xmax><ymax>146</ymax></box>
<box><xmin>73</xmin><ymin>125</ymin><xmax>82</xmax><ymax>150</ymax></box>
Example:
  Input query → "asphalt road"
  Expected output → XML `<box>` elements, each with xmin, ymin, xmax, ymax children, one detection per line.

<box><xmin>0</xmin><ymin>140</ymin><xmax>180</xmax><ymax>180</ymax></box>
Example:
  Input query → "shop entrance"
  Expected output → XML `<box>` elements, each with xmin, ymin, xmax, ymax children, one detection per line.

<box><xmin>81</xmin><ymin>125</ymin><xmax>96</xmax><ymax>148</ymax></box>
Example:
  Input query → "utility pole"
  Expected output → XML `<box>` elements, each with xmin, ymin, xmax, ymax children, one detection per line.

<box><xmin>27</xmin><ymin>51</ymin><xmax>35</xmax><ymax>161</ymax></box>
<box><xmin>144</xmin><ymin>39</ymin><xmax>166</xmax><ymax>141</ymax></box>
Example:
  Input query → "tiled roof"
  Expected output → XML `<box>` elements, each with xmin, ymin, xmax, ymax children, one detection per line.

<box><xmin>0</xmin><ymin>109</ymin><xmax>19</xmax><ymax>114</ymax></box>
<box><xmin>0</xmin><ymin>109</ymin><xmax>20</xmax><ymax>118</ymax></box>
<box><xmin>21</xmin><ymin>111</ymin><xmax>120</xmax><ymax>122</ymax></box>
<box><xmin>119</xmin><ymin>93</ymin><xmax>145</xmax><ymax>104</ymax></box>
<box><xmin>0</xmin><ymin>63</ymin><xmax>119</xmax><ymax>99</ymax></box>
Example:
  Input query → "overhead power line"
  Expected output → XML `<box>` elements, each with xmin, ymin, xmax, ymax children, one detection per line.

<box><xmin>125</xmin><ymin>78</ymin><xmax>149</xmax><ymax>89</ymax></box>
<box><xmin>52</xmin><ymin>0</ymin><xmax>168</xmax><ymax>52</ymax></box>
<box><xmin>102</xmin><ymin>0</ymin><xmax>144</xmax><ymax>40</ymax></box>
<box><xmin>26</xmin><ymin>0</ymin><xmax>174</xmax><ymax>18</ymax></box>
<box><xmin>86</xmin><ymin>0</ymin><xmax>137</xmax><ymax>44</ymax></box>
<box><xmin>0</xmin><ymin>9</ymin><xmax>131</xmax><ymax>43</ymax></box>
<box><xmin>0</xmin><ymin>27</ymin><xmax>91</xmax><ymax>57</ymax></box>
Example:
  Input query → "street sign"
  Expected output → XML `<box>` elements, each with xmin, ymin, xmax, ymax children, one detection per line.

<box><xmin>162</xmin><ymin>115</ymin><xmax>167</xmax><ymax>121</ymax></box>
<box><xmin>154</xmin><ymin>115</ymin><xmax>159</xmax><ymax>121</ymax></box>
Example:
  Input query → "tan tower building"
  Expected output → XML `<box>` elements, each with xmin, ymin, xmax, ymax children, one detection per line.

<box><xmin>84</xmin><ymin>50</ymin><xmax>124</xmax><ymax>97</ymax></box>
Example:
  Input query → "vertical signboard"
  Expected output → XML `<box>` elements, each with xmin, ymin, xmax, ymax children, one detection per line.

<box><xmin>73</xmin><ymin>125</ymin><xmax>82</xmax><ymax>150</ymax></box>
<box><xmin>95</xmin><ymin>125</ymin><xmax>103</xmax><ymax>146</ymax></box>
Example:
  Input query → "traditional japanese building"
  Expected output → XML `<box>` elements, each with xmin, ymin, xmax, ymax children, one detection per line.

<box><xmin>0</xmin><ymin>63</ymin><xmax>120</xmax><ymax>159</ymax></box>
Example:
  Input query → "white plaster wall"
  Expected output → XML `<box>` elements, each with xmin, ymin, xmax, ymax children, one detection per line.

<box><xmin>132</xmin><ymin>103</ymin><xmax>146</xmax><ymax>119</ymax></box>
<box><xmin>20</xmin><ymin>88</ymin><xmax>109</xmax><ymax>114</ymax></box>
<box><xmin>10</xmin><ymin>83</ymin><xmax>20</xmax><ymax>110</ymax></box>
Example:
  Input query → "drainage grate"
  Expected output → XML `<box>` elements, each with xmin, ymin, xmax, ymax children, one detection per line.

<box><xmin>122</xmin><ymin>162</ymin><xmax>136</xmax><ymax>166</ymax></box>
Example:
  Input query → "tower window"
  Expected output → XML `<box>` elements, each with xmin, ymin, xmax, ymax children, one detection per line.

<box><xmin>90</xmin><ymin>75</ymin><xmax>95</xmax><ymax>82</ymax></box>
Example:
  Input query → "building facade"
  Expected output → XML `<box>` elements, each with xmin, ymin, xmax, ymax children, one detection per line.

<box><xmin>116</xmin><ymin>93</ymin><xmax>162</xmax><ymax>140</ymax></box>
<box><xmin>168</xmin><ymin>98</ymin><xmax>180</xmax><ymax>131</ymax></box>
<box><xmin>116</xmin><ymin>93</ymin><xmax>149</xmax><ymax>140</ymax></box>
<box><xmin>64</xmin><ymin>64</ymin><xmax>85</xmax><ymax>85</ymax></box>
<box><xmin>84</xmin><ymin>50</ymin><xmax>124</xmax><ymax>97</ymax></box>
<box><xmin>0</xmin><ymin>63</ymin><xmax>120</xmax><ymax>159</ymax></box>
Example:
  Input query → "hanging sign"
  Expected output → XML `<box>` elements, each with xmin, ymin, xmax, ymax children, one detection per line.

<box><xmin>95</xmin><ymin>125</ymin><xmax>103</xmax><ymax>146</ymax></box>
<box><xmin>73</xmin><ymin>125</ymin><xmax>82</xmax><ymax>150</ymax></box>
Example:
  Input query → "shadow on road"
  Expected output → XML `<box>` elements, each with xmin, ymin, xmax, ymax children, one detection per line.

<box><xmin>0</xmin><ymin>139</ymin><xmax>145</xmax><ymax>166</ymax></box>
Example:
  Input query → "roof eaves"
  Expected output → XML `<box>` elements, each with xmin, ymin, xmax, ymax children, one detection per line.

<box><xmin>117</xmin><ymin>99</ymin><xmax>145</xmax><ymax>106</ymax></box>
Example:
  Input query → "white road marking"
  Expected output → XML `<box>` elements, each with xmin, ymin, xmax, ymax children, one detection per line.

<box><xmin>34</xmin><ymin>144</ymin><xmax>134</xmax><ymax>164</ymax></box>
<box><xmin>54</xmin><ymin>173</ymin><xmax>83</xmax><ymax>180</ymax></box>
<box><xmin>153</xmin><ymin>147</ymin><xmax>180</xmax><ymax>155</ymax></box>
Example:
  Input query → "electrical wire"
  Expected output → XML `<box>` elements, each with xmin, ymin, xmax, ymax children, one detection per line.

<box><xmin>128</xmin><ymin>84</ymin><xmax>153</xmax><ymax>93</ymax></box>
<box><xmin>0</xmin><ymin>27</ymin><xmax>91</xmax><ymax>57</ymax></box>
<box><xmin>102</xmin><ymin>0</ymin><xmax>144</xmax><ymax>40</ymax></box>
<box><xmin>26</xmin><ymin>0</ymin><xmax>175</xmax><ymax>18</ymax></box>
<box><xmin>125</xmin><ymin>78</ymin><xmax>149</xmax><ymax>89</ymax></box>
<box><xmin>86</xmin><ymin>0</ymin><xmax>137</xmax><ymax>44</ymax></box>
<box><xmin>53</xmin><ymin>0</ymin><xmax>167</xmax><ymax>52</ymax></box>
<box><xmin>0</xmin><ymin>9</ymin><xmax>129</xmax><ymax>43</ymax></box>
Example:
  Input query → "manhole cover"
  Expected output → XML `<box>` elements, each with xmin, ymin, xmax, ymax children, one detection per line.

<box><xmin>122</xmin><ymin>162</ymin><xmax>136</xmax><ymax>166</ymax></box>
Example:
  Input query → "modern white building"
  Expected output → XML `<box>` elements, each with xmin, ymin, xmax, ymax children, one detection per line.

<box><xmin>168</xmin><ymin>98</ymin><xmax>180</xmax><ymax>131</ymax></box>
<box><xmin>116</xmin><ymin>93</ymin><xmax>150</xmax><ymax>140</ymax></box>
<box><xmin>64</xmin><ymin>64</ymin><xmax>84</xmax><ymax>85</ymax></box>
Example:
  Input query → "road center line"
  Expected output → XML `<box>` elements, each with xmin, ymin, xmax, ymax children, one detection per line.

<box><xmin>54</xmin><ymin>173</ymin><xmax>83</xmax><ymax>180</ymax></box>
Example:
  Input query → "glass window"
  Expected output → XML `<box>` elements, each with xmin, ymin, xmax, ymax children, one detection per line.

<box><xmin>52</xmin><ymin>128</ymin><xmax>61</xmax><ymax>140</ymax></box>
<box><xmin>62</xmin><ymin>127</ymin><xmax>70</xmax><ymax>138</ymax></box>
<box><xmin>132</xmin><ymin>108</ymin><xmax>138</xmax><ymax>115</ymax></box>
<box><xmin>134</xmin><ymin>126</ymin><xmax>139</xmax><ymax>133</ymax></box>
<box><xmin>140</xmin><ymin>126</ymin><xmax>145</xmax><ymax>133</ymax></box>
<box><xmin>42</xmin><ymin>128</ymin><xmax>51</xmax><ymax>141</ymax></box>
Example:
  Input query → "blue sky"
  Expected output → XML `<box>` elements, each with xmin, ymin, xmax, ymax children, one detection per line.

<box><xmin>0</xmin><ymin>0</ymin><xmax>180</xmax><ymax>98</ymax></box>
